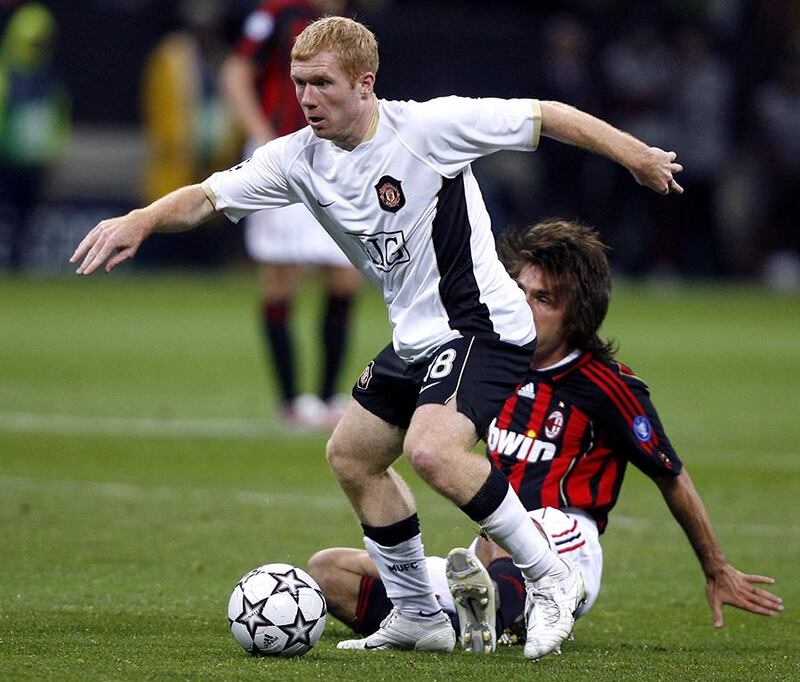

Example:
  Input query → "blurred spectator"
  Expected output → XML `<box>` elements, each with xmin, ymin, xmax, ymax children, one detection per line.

<box><xmin>659</xmin><ymin>23</ymin><xmax>733</xmax><ymax>277</ymax></box>
<box><xmin>536</xmin><ymin>15</ymin><xmax>599</xmax><ymax>222</ymax></box>
<box><xmin>0</xmin><ymin>2</ymin><xmax>70</xmax><ymax>271</ymax></box>
<box><xmin>219</xmin><ymin>0</ymin><xmax>361</xmax><ymax>429</ymax></box>
<box><xmin>141</xmin><ymin>0</ymin><xmax>240</xmax><ymax>204</ymax></box>
<box><xmin>599</xmin><ymin>20</ymin><xmax>676</xmax><ymax>276</ymax></box>
<box><xmin>752</xmin><ymin>45</ymin><xmax>800</xmax><ymax>289</ymax></box>
<box><xmin>139</xmin><ymin>0</ymin><xmax>242</xmax><ymax>267</ymax></box>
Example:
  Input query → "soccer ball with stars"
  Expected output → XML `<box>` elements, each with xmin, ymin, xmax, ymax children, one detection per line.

<box><xmin>228</xmin><ymin>563</ymin><xmax>327</xmax><ymax>657</ymax></box>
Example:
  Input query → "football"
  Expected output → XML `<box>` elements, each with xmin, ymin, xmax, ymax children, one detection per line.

<box><xmin>228</xmin><ymin>563</ymin><xmax>327</xmax><ymax>657</ymax></box>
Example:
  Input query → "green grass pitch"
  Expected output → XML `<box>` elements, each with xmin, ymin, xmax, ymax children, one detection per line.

<box><xmin>1</xmin><ymin>271</ymin><xmax>798</xmax><ymax>681</ymax></box>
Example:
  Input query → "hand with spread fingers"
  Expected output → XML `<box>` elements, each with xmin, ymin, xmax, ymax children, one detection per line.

<box><xmin>70</xmin><ymin>211</ymin><xmax>154</xmax><ymax>276</ymax></box>
<box><xmin>70</xmin><ymin>184</ymin><xmax>215</xmax><ymax>276</ymax></box>
<box><xmin>706</xmin><ymin>565</ymin><xmax>784</xmax><ymax>628</ymax></box>
<box><xmin>629</xmin><ymin>147</ymin><xmax>684</xmax><ymax>195</ymax></box>
<box><xmin>656</xmin><ymin>468</ymin><xmax>782</xmax><ymax>630</ymax></box>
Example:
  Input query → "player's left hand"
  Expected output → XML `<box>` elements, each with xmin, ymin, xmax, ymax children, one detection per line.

<box><xmin>630</xmin><ymin>147</ymin><xmax>684</xmax><ymax>195</ymax></box>
<box><xmin>705</xmin><ymin>564</ymin><xmax>783</xmax><ymax>628</ymax></box>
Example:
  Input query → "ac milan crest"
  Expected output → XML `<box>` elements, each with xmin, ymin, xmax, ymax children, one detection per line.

<box><xmin>544</xmin><ymin>410</ymin><xmax>564</xmax><ymax>439</ymax></box>
<box><xmin>374</xmin><ymin>175</ymin><xmax>406</xmax><ymax>213</ymax></box>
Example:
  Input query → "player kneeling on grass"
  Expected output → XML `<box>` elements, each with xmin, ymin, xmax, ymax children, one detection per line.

<box><xmin>306</xmin><ymin>219</ymin><xmax>784</xmax><ymax>653</ymax></box>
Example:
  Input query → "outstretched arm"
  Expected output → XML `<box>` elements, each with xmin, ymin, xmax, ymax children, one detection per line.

<box><xmin>653</xmin><ymin>468</ymin><xmax>783</xmax><ymax>627</ymax></box>
<box><xmin>539</xmin><ymin>100</ymin><xmax>684</xmax><ymax>195</ymax></box>
<box><xmin>70</xmin><ymin>184</ymin><xmax>216</xmax><ymax>275</ymax></box>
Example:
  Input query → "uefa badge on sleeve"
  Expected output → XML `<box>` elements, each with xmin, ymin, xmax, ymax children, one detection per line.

<box><xmin>633</xmin><ymin>415</ymin><xmax>653</xmax><ymax>443</ymax></box>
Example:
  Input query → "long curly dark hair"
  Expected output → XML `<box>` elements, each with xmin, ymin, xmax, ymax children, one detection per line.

<box><xmin>497</xmin><ymin>219</ymin><xmax>617</xmax><ymax>362</ymax></box>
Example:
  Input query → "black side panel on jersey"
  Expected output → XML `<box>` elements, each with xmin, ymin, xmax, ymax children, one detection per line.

<box><xmin>432</xmin><ymin>173</ymin><xmax>497</xmax><ymax>336</ymax></box>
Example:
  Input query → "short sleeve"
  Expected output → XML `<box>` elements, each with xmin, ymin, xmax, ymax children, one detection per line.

<box><xmin>590</xmin><ymin>365</ymin><xmax>683</xmax><ymax>479</ymax></box>
<box><xmin>202</xmin><ymin>139</ymin><xmax>298</xmax><ymax>223</ymax></box>
<box><xmin>407</xmin><ymin>97</ymin><xmax>541</xmax><ymax>176</ymax></box>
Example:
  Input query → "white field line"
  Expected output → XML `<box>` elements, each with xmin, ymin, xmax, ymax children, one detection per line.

<box><xmin>612</xmin><ymin>513</ymin><xmax>800</xmax><ymax>539</ymax></box>
<box><xmin>0</xmin><ymin>474</ymin><xmax>462</xmax><ymax>523</ymax></box>
<box><xmin>0</xmin><ymin>474</ymin><xmax>348</xmax><ymax>511</ymax></box>
<box><xmin>2</xmin><ymin>411</ymin><xmax>798</xmax><ymax>473</ymax></box>
<box><xmin>2</xmin><ymin>475</ymin><xmax>796</xmax><ymax>540</ymax></box>
<box><xmin>0</xmin><ymin>411</ymin><xmax>316</xmax><ymax>441</ymax></box>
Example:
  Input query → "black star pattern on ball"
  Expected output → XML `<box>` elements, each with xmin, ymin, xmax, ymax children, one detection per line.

<box><xmin>234</xmin><ymin>593</ymin><xmax>272</xmax><ymax>639</ymax></box>
<box><xmin>277</xmin><ymin>601</ymin><xmax>319</xmax><ymax>649</ymax></box>
<box><xmin>270</xmin><ymin>568</ymin><xmax>312</xmax><ymax>596</ymax></box>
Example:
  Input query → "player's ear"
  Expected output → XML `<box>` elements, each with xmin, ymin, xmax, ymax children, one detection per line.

<box><xmin>357</xmin><ymin>72</ymin><xmax>375</xmax><ymax>97</ymax></box>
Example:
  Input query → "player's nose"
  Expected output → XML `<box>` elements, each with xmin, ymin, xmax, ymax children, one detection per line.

<box><xmin>300</xmin><ymin>88</ymin><xmax>317</xmax><ymax>106</ymax></box>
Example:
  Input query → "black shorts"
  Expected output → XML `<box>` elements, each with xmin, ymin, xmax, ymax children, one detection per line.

<box><xmin>351</xmin><ymin>335</ymin><xmax>536</xmax><ymax>436</ymax></box>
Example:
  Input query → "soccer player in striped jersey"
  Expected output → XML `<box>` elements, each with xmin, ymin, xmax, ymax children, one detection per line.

<box><xmin>71</xmin><ymin>18</ymin><xmax>686</xmax><ymax>661</ymax></box>
<box><xmin>306</xmin><ymin>220</ymin><xmax>783</xmax><ymax>653</ymax></box>
<box><xmin>220</xmin><ymin>1</ymin><xmax>360</xmax><ymax>429</ymax></box>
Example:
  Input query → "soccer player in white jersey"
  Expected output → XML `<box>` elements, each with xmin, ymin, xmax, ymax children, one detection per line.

<box><xmin>71</xmin><ymin>17</ymin><xmax>684</xmax><ymax>660</ymax></box>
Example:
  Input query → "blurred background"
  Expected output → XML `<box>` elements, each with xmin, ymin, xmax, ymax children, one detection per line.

<box><xmin>0</xmin><ymin>0</ymin><xmax>797</xmax><ymax>285</ymax></box>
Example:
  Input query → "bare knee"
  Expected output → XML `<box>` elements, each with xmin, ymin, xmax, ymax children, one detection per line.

<box><xmin>307</xmin><ymin>547</ymin><xmax>344</xmax><ymax>593</ymax></box>
<box><xmin>404</xmin><ymin>421</ymin><xmax>473</xmax><ymax>493</ymax></box>
<box><xmin>326</xmin><ymin>435</ymin><xmax>361</xmax><ymax>486</ymax></box>
<box><xmin>326</xmin><ymin>401</ymin><xmax>404</xmax><ymax>484</ymax></box>
<box><xmin>260</xmin><ymin>263</ymin><xmax>301</xmax><ymax>301</ymax></box>
<box><xmin>306</xmin><ymin>547</ymin><xmax>374</xmax><ymax>624</ymax></box>
<box><xmin>404</xmin><ymin>439</ymin><xmax>447</xmax><ymax>489</ymax></box>
<box><xmin>404</xmin><ymin>404</ymin><xmax>485</xmax><ymax>503</ymax></box>
<box><xmin>475</xmin><ymin>536</ymin><xmax>511</xmax><ymax>567</ymax></box>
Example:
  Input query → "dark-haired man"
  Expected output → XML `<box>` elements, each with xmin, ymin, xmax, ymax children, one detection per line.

<box><xmin>307</xmin><ymin>219</ymin><xmax>783</xmax><ymax>654</ymax></box>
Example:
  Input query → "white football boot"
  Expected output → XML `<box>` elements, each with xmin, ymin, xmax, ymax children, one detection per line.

<box><xmin>285</xmin><ymin>394</ymin><xmax>328</xmax><ymax>429</ymax></box>
<box><xmin>337</xmin><ymin>607</ymin><xmax>455</xmax><ymax>652</ymax></box>
<box><xmin>445</xmin><ymin>548</ymin><xmax>497</xmax><ymax>654</ymax></box>
<box><xmin>523</xmin><ymin>560</ymin><xmax>585</xmax><ymax>661</ymax></box>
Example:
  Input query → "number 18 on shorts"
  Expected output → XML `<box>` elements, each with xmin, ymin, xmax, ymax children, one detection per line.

<box><xmin>352</xmin><ymin>335</ymin><xmax>536</xmax><ymax>434</ymax></box>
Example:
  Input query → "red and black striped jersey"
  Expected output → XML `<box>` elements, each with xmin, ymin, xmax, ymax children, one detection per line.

<box><xmin>486</xmin><ymin>351</ymin><xmax>682</xmax><ymax>533</ymax></box>
<box><xmin>234</xmin><ymin>1</ymin><xmax>316</xmax><ymax>136</ymax></box>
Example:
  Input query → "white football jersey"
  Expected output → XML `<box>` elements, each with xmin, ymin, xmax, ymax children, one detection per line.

<box><xmin>203</xmin><ymin>96</ymin><xmax>541</xmax><ymax>362</ymax></box>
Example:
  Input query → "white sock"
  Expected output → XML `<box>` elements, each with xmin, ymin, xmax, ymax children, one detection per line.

<box><xmin>479</xmin><ymin>486</ymin><xmax>567</xmax><ymax>582</ymax></box>
<box><xmin>364</xmin><ymin>534</ymin><xmax>441</xmax><ymax>616</ymax></box>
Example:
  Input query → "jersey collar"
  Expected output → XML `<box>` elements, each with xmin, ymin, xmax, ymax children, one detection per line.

<box><xmin>531</xmin><ymin>349</ymin><xmax>593</xmax><ymax>382</ymax></box>
<box><xmin>362</xmin><ymin>97</ymin><xmax>380</xmax><ymax>142</ymax></box>
<box><xmin>330</xmin><ymin>98</ymin><xmax>379</xmax><ymax>153</ymax></box>
<box><xmin>535</xmin><ymin>349</ymin><xmax>582</xmax><ymax>373</ymax></box>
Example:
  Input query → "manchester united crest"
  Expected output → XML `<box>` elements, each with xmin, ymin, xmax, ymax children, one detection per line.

<box><xmin>374</xmin><ymin>175</ymin><xmax>406</xmax><ymax>213</ymax></box>
<box><xmin>357</xmin><ymin>361</ymin><xmax>375</xmax><ymax>390</ymax></box>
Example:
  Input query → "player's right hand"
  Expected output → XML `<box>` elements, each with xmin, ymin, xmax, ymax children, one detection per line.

<box><xmin>705</xmin><ymin>565</ymin><xmax>783</xmax><ymax>628</ymax></box>
<box><xmin>70</xmin><ymin>211</ymin><xmax>153</xmax><ymax>275</ymax></box>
